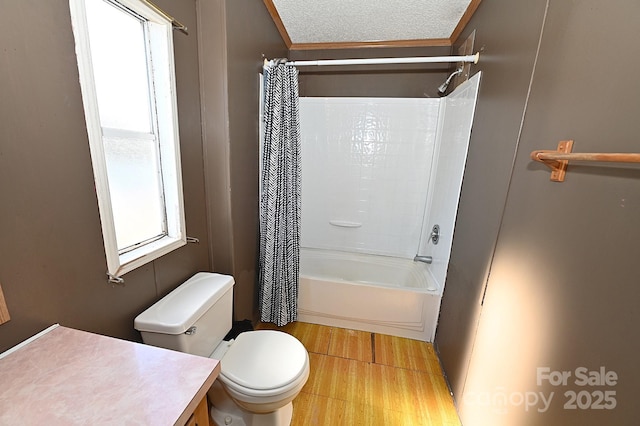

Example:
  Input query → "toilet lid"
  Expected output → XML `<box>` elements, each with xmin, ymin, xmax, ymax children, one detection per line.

<box><xmin>220</xmin><ymin>330</ymin><xmax>308</xmax><ymax>390</ymax></box>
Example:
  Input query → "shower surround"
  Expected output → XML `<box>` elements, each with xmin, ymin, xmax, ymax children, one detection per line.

<box><xmin>297</xmin><ymin>73</ymin><xmax>481</xmax><ymax>341</ymax></box>
<box><xmin>300</xmin><ymin>97</ymin><xmax>440</xmax><ymax>258</ymax></box>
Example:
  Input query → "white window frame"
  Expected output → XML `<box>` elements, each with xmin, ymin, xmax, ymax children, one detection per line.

<box><xmin>69</xmin><ymin>0</ymin><xmax>186</xmax><ymax>278</ymax></box>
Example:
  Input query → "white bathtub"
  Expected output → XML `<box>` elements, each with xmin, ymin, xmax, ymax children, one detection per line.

<box><xmin>298</xmin><ymin>248</ymin><xmax>442</xmax><ymax>341</ymax></box>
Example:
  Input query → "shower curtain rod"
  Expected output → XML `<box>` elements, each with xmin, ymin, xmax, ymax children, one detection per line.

<box><xmin>264</xmin><ymin>53</ymin><xmax>479</xmax><ymax>68</ymax></box>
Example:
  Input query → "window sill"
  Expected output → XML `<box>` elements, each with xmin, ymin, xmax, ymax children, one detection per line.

<box><xmin>110</xmin><ymin>235</ymin><xmax>186</xmax><ymax>278</ymax></box>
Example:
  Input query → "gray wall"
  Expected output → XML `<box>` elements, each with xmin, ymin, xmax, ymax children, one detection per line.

<box><xmin>435</xmin><ymin>0</ymin><xmax>550</xmax><ymax>398</ymax></box>
<box><xmin>198</xmin><ymin>0</ymin><xmax>287</xmax><ymax>322</ymax></box>
<box><xmin>437</xmin><ymin>0</ymin><xmax>640</xmax><ymax>424</ymax></box>
<box><xmin>0</xmin><ymin>0</ymin><xmax>210</xmax><ymax>351</ymax></box>
<box><xmin>291</xmin><ymin>47</ymin><xmax>450</xmax><ymax>98</ymax></box>
<box><xmin>0</xmin><ymin>0</ymin><xmax>285</xmax><ymax>350</ymax></box>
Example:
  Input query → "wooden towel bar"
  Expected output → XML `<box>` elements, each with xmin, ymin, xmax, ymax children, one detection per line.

<box><xmin>0</xmin><ymin>283</ymin><xmax>10</xmax><ymax>325</ymax></box>
<box><xmin>531</xmin><ymin>140</ymin><xmax>640</xmax><ymax>182</ymax></box>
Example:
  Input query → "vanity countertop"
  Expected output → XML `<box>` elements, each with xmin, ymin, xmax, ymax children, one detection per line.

<box><xmin>0</xmin><ymin>325</ymin><xmax>220</xmax><ymax>425</ymax></box>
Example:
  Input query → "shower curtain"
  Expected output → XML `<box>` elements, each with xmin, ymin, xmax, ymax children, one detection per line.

<box><xmin>258</xmin><ymin>63</ymin><xmax>301</xmax><ymax>326</ymax></box>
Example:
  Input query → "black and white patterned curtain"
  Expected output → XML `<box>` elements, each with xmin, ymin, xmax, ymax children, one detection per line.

<box><xmin>259</xmin><ymin>63</ymin><xmax>301</xmax><ymax>326</ymax></box>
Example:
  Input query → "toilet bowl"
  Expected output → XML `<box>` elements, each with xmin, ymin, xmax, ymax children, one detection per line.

<box><xmin>134</xmin><ymin>273</ymin><xmax>309</xmax><ymax>426</ymax></box>
<box><xmin>209</xmin><ymin>330</ymin><xmax>309</xmax><ymax>426</ymax></box>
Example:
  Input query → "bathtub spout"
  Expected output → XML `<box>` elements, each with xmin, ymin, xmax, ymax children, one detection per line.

<box><xmin>414</xmin><ymin>255</ymin><xmax>433</xmax><ymax>264</ymax></box>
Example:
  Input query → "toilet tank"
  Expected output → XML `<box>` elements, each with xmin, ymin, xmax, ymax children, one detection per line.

<box><xmin>134</xmin><ymin>272</ymin><xmax>234</xmax><ymax>357</ymax></box>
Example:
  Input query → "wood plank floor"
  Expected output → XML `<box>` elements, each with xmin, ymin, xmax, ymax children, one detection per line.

<box><xmin>256</xmin><ymin>322</ymin><xmax>461</xmax><ymax>425</ymax></box>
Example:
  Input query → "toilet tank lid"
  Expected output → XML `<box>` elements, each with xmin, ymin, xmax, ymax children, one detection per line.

<box><xmin>134</xmin><ymin>272</ymin><xmax>234</xmax><ymax>335</ymax></box>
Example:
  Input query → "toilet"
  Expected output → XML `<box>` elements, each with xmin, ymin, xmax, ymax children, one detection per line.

<box><xmin>134</xmin><ymin>272</ymin><xmax>309</xmax><ymax>426</ymax></box>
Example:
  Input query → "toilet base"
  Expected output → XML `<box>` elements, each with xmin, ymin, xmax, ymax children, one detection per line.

<box><xmin>210</xmin><ymin>401</ymin><xmax>293</xmax><ymax>426</ymax></box>
<box><xmin>209</xmin><ymin>380</ymin><xmax>294</xmax><ymax>426</ymax></box>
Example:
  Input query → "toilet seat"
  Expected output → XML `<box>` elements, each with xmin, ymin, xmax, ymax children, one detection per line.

<box><xmin>218</xmin><ymin>330</ymin><xmax>309</xmax><ymax>398</ymax></box>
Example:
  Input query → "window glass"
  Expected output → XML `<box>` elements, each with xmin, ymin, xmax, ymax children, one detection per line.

<box><xmin>103</xmin><ymin>133</ymin><xmax>165</xmax><ymax>250</ymax></box>
<box><xmin>85</xmin><ymin>0</ymin><xmax>152</xmax><ymax>133</ymax></box>
<box><xmin>85</xmin><ymin>0</ymin><xmax>166</xmax><ymax>252</ymax></box>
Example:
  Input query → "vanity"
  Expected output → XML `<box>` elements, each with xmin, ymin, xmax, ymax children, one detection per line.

<box><xmin>0</xmin><ymin>324</ymin><xmax>219</xmax><ymax>425</ymax></box>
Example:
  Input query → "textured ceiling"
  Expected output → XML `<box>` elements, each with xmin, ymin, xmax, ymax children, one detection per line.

<box><xmin>265</xmin><ymin>0</ymin><xmax>480</xmax><ymax>49</ymax></box>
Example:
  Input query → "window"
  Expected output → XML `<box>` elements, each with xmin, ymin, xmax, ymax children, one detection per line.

<box><xmin>70</xmin><ymin>0</ymin><xmax>185</xmax><ymax>279</ymax></box>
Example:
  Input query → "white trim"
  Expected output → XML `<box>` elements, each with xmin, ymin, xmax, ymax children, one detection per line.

<box><xmin>70</xmin><ymin>0</ymin><xmax>120</xmax><ymax>273</ymax></box>
<box><xmin>101</xmin><ymin>127</ymin><xmax>156</xmax><ymax>140</ymax></box>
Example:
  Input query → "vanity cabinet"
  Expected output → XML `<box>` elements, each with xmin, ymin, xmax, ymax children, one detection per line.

<box><xmin>185</xmin><ymin>396</ymin><xmax>211</xmax><ymax>426</ymax></box>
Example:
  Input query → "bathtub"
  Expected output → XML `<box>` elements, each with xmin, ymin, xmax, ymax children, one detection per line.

<box><xmin>298</xmin><ymin>248</ymin><xmax>442</xmax><ymax>341</ymax></box>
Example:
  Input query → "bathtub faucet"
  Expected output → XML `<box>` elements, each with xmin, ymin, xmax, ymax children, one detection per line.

<box><xmin>413</xmin><ymin>255</ymin><xmax>433</xmax><ymax>264</ymax></box>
